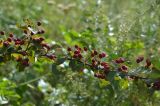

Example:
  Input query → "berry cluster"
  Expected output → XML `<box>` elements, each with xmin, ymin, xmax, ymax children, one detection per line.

<box><xmin>1</xmin><ymin>21</ymin><xmax>160</xmax><ymax>91</ymax></box>
<box><xmin>66</xmin><ymin>45</ymin><xmax>159</xmax><ymax>90</ymax></box>
<box><xmin>0</xmin><ymin>22</ymin><xmax>55</xmax><ymax>67</ymax></box>
<box><xmin>67</xmin><ymin>45</ymin><xmax>111</xmax><ymax>79</ymax></box>
<box><xmin>152</xmin><ymin>80</ymin><xmax>160</xmax><ymax>90</ymax></box>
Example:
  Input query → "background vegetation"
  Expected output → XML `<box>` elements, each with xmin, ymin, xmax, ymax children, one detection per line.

<box><xmin>0</xmin><ymin>0</ymin><xmax>160</xmax><ymax>105</ymax></box>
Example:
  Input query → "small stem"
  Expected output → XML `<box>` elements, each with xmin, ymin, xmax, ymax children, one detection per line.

<box><xmin>6</xmin><ymin>73</ymin><xmax>50</xmax><ymax>90</ymax></box>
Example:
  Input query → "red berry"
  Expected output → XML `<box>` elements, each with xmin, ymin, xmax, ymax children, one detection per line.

<box><xmin>101</xmin><ymin>62</ymin><xmax>106</xmax><ymax>66</ymax></box>
<box><xmin>94</xmin><ymin>73</ymin><xmax>105</xmax><ymax>79</ymax></box>
<box><xmin>39</xmin><ymin>37</ymin><xmax>44</xmax><ymax>42</ymax></box>
<box><xmin>153</xmin><ymin>80</ymin><xmax>160</xmax><ymax>90</ymax></box>
<box><xmin>101</xmin><ymin>52</ymin><xmax>106</xmax><ymax>57</ymax></box>
<box><xmin>83</xmin><ymin>47</ymin><xmax>87</xmax><ymax>51</ymax></box>
<box><xmin>9</xmin><ymin>33</ymin><xmax>14</xmax><ymax>37</ymax></box>
<box><xmin>0</xmin><ymin>31</ymin><xmax>5</xmax><ymax>35</ymax></box>
<box><xmin>28</xmin><ymin>25</ymin><xmax>31</xmax><ymax>27</ymax></box>
<box><xmin>115</xmin><ymin>57</ymin><xmax>125</xmax><ymax>64</ymax></box>
<box><xmin>94</xmin><ymin>50</ymin><xmax>98</xmax><ymax>55</ymax></box>
<box><xmin>31</xmin><ymin>31</ymin><xmax>34</xmax><ymax>35</ymax></box>
<box><xmin>7</xmin><ymin>37</ymin><xmax>12</xmax><ymax>42</ymax></box>
<box><xmin>99</xmin><ymin>54</ymin><xmax>103</xmax><ymax>58</ymax></box>
<box><xmin>121</xmin><ymin>65</ymin><xmax>128</xmax><ymax>70</ymax></box>
<box><xmin>73</xmin><ymin>54</ymin><xmax>78</xmax><ymax>58</ymax></box>
<box><xmin>37</xmin><ymin>30</ymin><xmax>45</xmax><ymax>34</ymax></box>
<box><xmin>46</xmin><ymin>54</ymin><xmax>56</xmax><ymax>60</ymax></box>
<box><xmin>118</xmin><ymin>67</ymin><xmax>122</xmax><ymax>71</ymax></box>
<box><xmin>146</xmin><ymin>58</ymin><xmax>151</xmax><ymax>67</ymax></box>
<box><xmin>104</xmin><ymin>65</ymin><xmax>110</xmax><ymax>70</ymax></box>
<box><xmin>74</xmin><ymin>50</ymin><xmax>80</xmax><ymax>54</ymax></box>
<box><xmin>67</xmin><ymin>47</ymin><xmax>72</xmax><ymax>51</ymax></box>
<box><xmin>94</xmin><ymin>73</ymin><xmax>99</xmax><ymax>77</ymax></box>
<box><xmin>136</xmin><ymin>56</ymin><xmax>144</xmax><ymax>63</ymax></box>
<box><xmin>75</xmin><ymin>45</ymin><xmax>78</xmax><ymax>49</ymax></box>
<box><xmin>22</xmin><ymin>60</ymin><xmax>29</xmax><ymax>66</ymax></box>
<box><xmin>14</xmin><ymin>39</ymin><xmax>24</xmax><ymax>45</ymax></box>
<box><xmin>91</xmin><ymin>53</ymin><xmax>95</xmax><ymax>57</ymax></box>
<box><xmin>41</xmin><ymin>43</ymin><xmax>50</xmax><ymax>50</ymax></box>
<box><xmin>78</xmin><ymin>54</ymin><xmax>82</xmax><ymax>58</ymax></box>
<box><xmin>23</xmin><ymin>30</ymin><xmax>28</xmax><ymax>34</ymax></box>
<box><xmin>92</xmin><ymin>59</ymin><xmax>96</xmax><ymax>63</ymax></box>
<box><xmin>37</xmin><ymin>21</ymin><xmax>42</xmax><ymax>26</ymax></box>
<box><xmin>92</xmin><ymin>62</ymin><xmax>96</xmax><ymax>67</ymax></box>
<box><xmin>3</xmin><ymin>41</ymin><xmax>9</xmax><ymax>47</ymax></box>
<box><xmin>100</xmin><ymin>74</ymin><xmax>105</xmax><ymax>79</ymax></box>
<box><xmin>40</xmin><ymin>30</ymin><xmax>45</xmax><ymax>34</ymax></box>
<box><xmin>21</xmin><ymin>51</ymin><xmax>27</xmax><ymax>56</ymax></box>
<box><xmin>37</xmin><ymin>31</ymin><xmax>41</xmax><ymax>34</ymax></box>
<box><xmin>78</xmin><ymin>47</ymin><xmax>82</xmax><ymax>51</ymax></box>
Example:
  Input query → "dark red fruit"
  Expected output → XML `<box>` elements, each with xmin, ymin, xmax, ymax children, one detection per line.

<box><xmin>3</xmin><ymin>41</ymin><xmax>9</xmax><ymax>47</ymax></box>
<box><xmin>28</xmin><ymin>25</ymin><xmax>31</xmax><ymax>27</ymax></box>
<box><xmin>92</xmin><ymin>59</ymin><xmax>96</xmax><ymax>63</ymax></box>
<box><xmin>92</xmin><ymin>62</ymin><xmax>96</xmax><ymax>67</ymax></box>
<box><xmin>99</xmin><ymin>52</ymin><xmax>106</xmax><ymax>58</ymax></box>
<box><xmin>104</xmin><ymin>65</ymin><xmax>110</xmax><ymax>71</ymax></box>
<box><xmin>37</xmin><ymin>30</ymin><xmax>45</xmax><ymax>34</ymax></box>
<box><xmin>94</xmin><ymin>50</ymin><xmax>98</xmax><ymax>55</ymax></box>
<box><xmin>39</xmin><ymin>37</ymin><xmax>44</xmax><ymax>42</ymax></box>
<box><xmin>136</xmin><ymin>56</ymin><xmax>144</xmax><ymax>63</ymax></box>
<box><xmin>73</xmin><ymin>54</ymin><xmax>78</xmax><ymax>58</ymax></box>
<box><xmin>74</xmin><ymin>50</ymin><xmax>80</xmax><ymax>54</ymax></box>
<box><xmin>84</xmin><ymin>47</ymin><xmax>87</xmax><ymax>51</ymax></box>
<box><xmin>41</xmin><ymin>43</ymin><xmax>50</xmax><ymax>50</ymax></box>
<box><xmin>152</xmin><ymin>80</ymin><xmax>160</xmax><ymax>90</ymax></box>
<box><xmin>23</xmin><ymin>30</ymin><xmax>28</xmax><ymax>34</ymax></box>
<box><xmin>99</xmin><ymin>54</ymin><xmax>103</xmax><ymax>58</ymax></box>
<box><xmin>121</xmin><ymin>65</ymin><xmax>128</xmax><ymax>70</ymax></box>
<box><xmin>101</xmin><ymin>62</ymin><xmax>107</xmax><ymax>66</ymax></box>
<box><xmin>33</xmin><ymin>38</ymin><xmax>43</xmax><ymax>43</ymax></box>
<box><xmin>7</xmin><ymin>37</ymin><xmax>12</xmax><ymax>42</ymax></box>
<box><xmin>67</xmin><ymin>47</ymin><xmax>72</xmax><ymax>51</ymax></box>
<box><xmin>91</xmin><ymin>53</ymin><xmax>95</xmax><ymax>57</ymax></box>
<box><xmin>46</xmin><ymin>54</ymin><xmax>56</xmax><ymax>60</ymax></box>
<box><xmin>78</xmin><ymin>54</ymin><xmax>82</xmax><ymax>58</ymax></box>
<box><xmin>94</xmin><ymin>73</ymin><xmax>105</xmax><ymax>79</ymax></box>
<box><xmin>37</xmin><ymin>31</ymin><xmax>41</xmax><ymax>34</ymax></box>
<box><xmin>146</xmin><ymin>58</ymin><xmax>151</xmax><ymax>67</ymax></box>
<box><xmin>22</xmin><ymin>60</ymin><xmax>29</xmax><ymax>66</ymax></box>
<box><xmin>118</xmin><ymin>65</ymin><xmax>128</xmax><ymax>73</ymax></box>
<box><xmin>75</xmin><ymin>45</ymin><xmax>78</xmax><ymax>49</ymax></box>
<box><xmin>118</xmin><ymin>67</ymin><xmax>122</xmax><ymax>71</ymax></box>
<box><xmin>14</xmin><ymin>39</ymin><xmax>24</xmax><ymax>45</ymax></box>
<box><xmin>9</xmin><ymin>33</ymin><xmax>14</xmax><ymax>37</ymax></box>
<box><xmin>40</xmin><ymin>30</ymin><xmax>45</xmax><ymax>34</ymax></box>
<box><xmin>37</xmin><ymin>21</ymin><xmax>42</xmax><ymax>26</ymax></box>
<box><xmin>0</xmin><ymin>31</ymin><xmax>5</xmax><ymax>35</ymax></box>
<box><xmin>101</xmin><ymin>52</ymin><xmax>106</xmax><ymax>57</ymax></box>
<box><xmin>31</xmin><ymin>31</ymin><xmax>34</xmax><ymax>35</ymax></box>
<box><xmin>115</xmin><ymin>57</ymin><xmax>125</xmax><ymax>64</ymax></box>
<box><xmin>20</xmin><ymin>51</ymin><xmax>27</xmax><ymax>56</ymax></box>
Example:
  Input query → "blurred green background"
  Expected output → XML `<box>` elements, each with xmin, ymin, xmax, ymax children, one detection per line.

<box><xmin>1</xmin><ymin>0</ymin><xmax>160</xmax><ymax>106</ymax></box>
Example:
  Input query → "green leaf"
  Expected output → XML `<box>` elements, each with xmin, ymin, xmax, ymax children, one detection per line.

<box><xmin>56</xmin><ymin>58</ymin><xmax>66</xmax><ymax>65</ymax></box>
<box><xmin>148</xmin><ymin>70</ymin><xmax>160</xmax><ymax>79</ymax></box>
<box><xmin>119</xmin><ymin>79</ymin><xmax>129</xmax><ymax>89</ymax></box>
<box><xmin>69</xmin><ymin>60</ymin><xmax>84</xmax><ymax>71</ymax></box>
<box><xmin>99</xmin><ymin>79</ymin><xmax>110</xmax><ymax>87</ymax></box>
<box><xmin>106</xmin><ymin>71</ymin><xmax>117</xmax><ymax>82</ymax></box>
